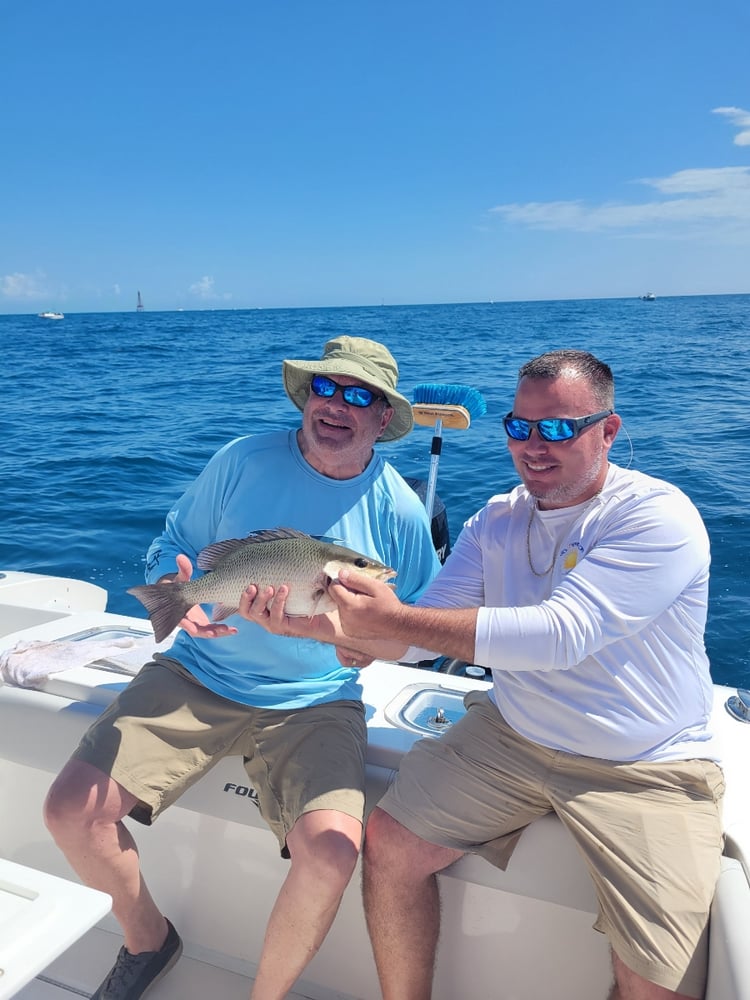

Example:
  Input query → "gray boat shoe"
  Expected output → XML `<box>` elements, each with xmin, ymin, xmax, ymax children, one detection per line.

<box><xmin>91</xmin><ymin>919</ymin><xmax>183</xmax><ymax>999</ymax></box>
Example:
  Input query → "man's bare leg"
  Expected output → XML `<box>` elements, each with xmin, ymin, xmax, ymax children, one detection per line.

<box><xmin>44</xmin><ymin>759</ymin><xmax>169</xmax><ymax>954</ymax></box>
<box><xmin>249</xmin><ymin>809</ymin><xmax>361</xmax><ymax>1000</ymax></box>
<box><xmin>608</xmin><ymin>950</ymin><xmax>699</xmax><ymax>1000</ymax></box>
<box><xmin>362</xmin><ymin>807</ymin><xmax>463</xmax><ymax>1000</ymax></box>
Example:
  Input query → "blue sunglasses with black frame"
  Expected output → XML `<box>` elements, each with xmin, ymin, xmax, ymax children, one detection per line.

<box><xmin>310</xmin><ymin>374</ymin><xmax>386</xmax><ymax>408</ymax></box>
<box><xmin>503</xmin><ymin>409</ymin><xmax>613</xmax><ymax>442</ymax></box>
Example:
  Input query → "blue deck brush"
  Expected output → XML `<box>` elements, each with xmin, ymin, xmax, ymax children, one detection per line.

<box><xmin>412</xmin><ymin>383</ymin><xmax>487</xmax><ymax>520</ymax></box>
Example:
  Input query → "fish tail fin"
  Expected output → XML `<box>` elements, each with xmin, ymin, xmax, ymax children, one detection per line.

<box><xmin>127</xmin><ymin>583</ymin><xmax>190</xmax><ymax>643</ymax></box>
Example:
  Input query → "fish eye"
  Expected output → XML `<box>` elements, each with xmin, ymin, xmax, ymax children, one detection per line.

<box><xmin>354</xmin><ymin>558</ymin><xmax>369</xmax><ymax>568</ymax></box>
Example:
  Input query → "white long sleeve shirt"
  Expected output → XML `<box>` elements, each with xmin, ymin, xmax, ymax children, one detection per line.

<box><xmin>412</xmin><ymin>464</ymin><xmax>719</xmax><ymax>764</ymax></box>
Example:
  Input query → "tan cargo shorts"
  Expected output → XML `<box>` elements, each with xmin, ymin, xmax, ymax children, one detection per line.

<box><xmin>72</xmin><ymin>655</ymin><xmax>367</xmax><ymax>856</ymax></box>
<box><xmin>378</xmin><ymin>689</ymin><xmax>725</xmax><ymax>998</ymax></box>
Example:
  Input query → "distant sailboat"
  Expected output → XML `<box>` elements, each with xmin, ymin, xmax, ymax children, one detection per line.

<box><xmin>136</xmin><ymin>291</ymin><xmax>144</xmax><ymax>312</ymax></box>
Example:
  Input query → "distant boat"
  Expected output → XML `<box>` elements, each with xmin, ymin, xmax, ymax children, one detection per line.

<box><xmin>38</xmin><ymin>311</ymin><xmax>64</xmax><ymax>320</ymax></box>
<box><xmin>136</xmin><ymin>291</ymin><xmax>144</xmax><ymax>312</ymax></box>
<box><xmin>640</xmin><ymin>292</ymin><xmax>656</xmax><ymax>301</ymax></box>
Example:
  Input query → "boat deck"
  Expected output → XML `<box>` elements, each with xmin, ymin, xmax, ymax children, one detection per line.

<box><xmin>13</xmin><ymin>926</ymin><xmax>323</xmax><ymax>1000</ymax></box>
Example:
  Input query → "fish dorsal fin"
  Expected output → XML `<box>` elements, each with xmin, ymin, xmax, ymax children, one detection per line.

<box><xmin>196</xmin><ymin>527</ymin><xmax>310</xmax><ymax>571</ymax></box>
<box><xmin>244</xmin><ymin>527</ymin><xmax>309</xmax><ymax>543</ymax></box>
<box><xmin>197</xmin><ymin>538</ymin><xmax>249</xmax><ymax>571</ymax></box>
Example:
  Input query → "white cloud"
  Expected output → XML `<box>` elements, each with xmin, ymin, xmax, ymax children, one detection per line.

<box><xmin>189</xmin><ymin>275</ymin><xmax>216</xmax><ymax>298</ymax></box>
<box><xmin>643</xmin><ymin>166</ymin><xmax>750</xmax><ymax>195</ymax></box>
<box><xmin>1</xmin><ymin>271</ymin><xmax>49</xmax><ymax>300</ymax></box>
<box><xmin>713</xmin><ymin>106</ymin><xmax>750</xmax><ymax>147</ymax></box>
<box><xmin>489</xmin><ymin>111</ymin><xmax>750</xmax><ymax>238</ymax></box>
<box><xmin>113</xmin><ymin>283</ymin><xmax>121</xmax><ymax>296</ymax></box>
<box><xmin>489</xmin><ymin>171</ymin><xmax>750</xmax><ymax>232</ymax></box>
<box><xmin>188</xmin><ymin>275</ymin><xmax>232</xmax><ymax>301</ymax></box>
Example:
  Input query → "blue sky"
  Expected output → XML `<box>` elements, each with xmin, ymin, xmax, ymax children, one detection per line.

<box><xmin>2</xmin><ymin>1</ymin><xmax>749</xmax><ymax>313</ymax></box>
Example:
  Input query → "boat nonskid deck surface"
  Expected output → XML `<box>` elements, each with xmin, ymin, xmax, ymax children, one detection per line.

<box><xmin>11</xmin><ymin>929</ymin><xmax>316</xmax><ymax>1000</ymax></box>
<box><xmin>1</xmin><ymin>570</ymin><xmax>750</xmax><ymax>1000</ymax></box>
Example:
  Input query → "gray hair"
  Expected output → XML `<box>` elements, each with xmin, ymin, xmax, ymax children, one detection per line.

<box><xmin>518</xmin><ymin>349</ymin><xmax>614</xmax><ymax>409</ymax></box>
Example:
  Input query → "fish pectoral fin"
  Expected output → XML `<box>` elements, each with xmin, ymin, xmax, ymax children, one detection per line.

<box><xmin>309</xmin><ymin>587</ymin><xmax>331</xmax><ymax>617</ymax></box>
<box><xmin>212</xmin><ymin>603</ymin><xmax>240</xmax><ymax>622</ymax></box>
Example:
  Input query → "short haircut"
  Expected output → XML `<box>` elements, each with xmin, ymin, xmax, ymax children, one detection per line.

<box><xmin>518</xmin><ymin>349</ymin><xmax>614</xmax><ymax>409</ymax></box>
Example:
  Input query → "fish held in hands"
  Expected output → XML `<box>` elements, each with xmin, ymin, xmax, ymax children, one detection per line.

<box><xmin>127</xmin><ymin>527</ymin><xmax>396</xmax><ymax>642</ymax></box>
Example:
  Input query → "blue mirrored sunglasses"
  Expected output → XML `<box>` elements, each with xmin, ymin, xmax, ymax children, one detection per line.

<box><xmin>503</xmin><ymin>409</ymin><xmax>613</xmax><ymax>442</ymax></box>
<box><xmin>310</xmin><ymin>375</ymin><xmax>385</xmax><ymax>408</ymax></box>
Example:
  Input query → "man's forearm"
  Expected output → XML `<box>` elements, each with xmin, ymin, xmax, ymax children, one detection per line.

<box><xmin>344</xmin><ymin>604</ymin><xmax>478</xmax><ymax>665</ymax></box>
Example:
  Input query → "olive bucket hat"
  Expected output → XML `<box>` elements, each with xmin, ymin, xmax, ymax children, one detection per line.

<box><xmin>282</xmin><ymin>336</ymin><xmax>414</xmax><ymax>441</ymax></box>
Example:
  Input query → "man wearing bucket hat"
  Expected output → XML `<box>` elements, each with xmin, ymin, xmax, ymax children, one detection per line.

<box><xmin>282</xmin><ymin>334</ymin><xmax>415</xmax><ymax>443</ymax></box>
<box><xmin>44</xmin><ymin>336</ymin><xmax>440</xmax><ymax>1000</ymax></box>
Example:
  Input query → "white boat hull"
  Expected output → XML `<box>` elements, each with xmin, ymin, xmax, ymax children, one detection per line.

<box><xmin>1</xmin><ymin>571</ymin><xmax>749</xmax><ymax>999</ymax></box>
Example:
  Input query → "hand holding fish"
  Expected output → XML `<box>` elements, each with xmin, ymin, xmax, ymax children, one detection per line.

<box><xmin>239</xmin><ymin>583</ymin><xmax>338</xmax><ymax>642</ymax></box>
<box><xmin>239</xmin><ymin>583</ymin><xmax>375</xmax><ymax>668</ymax></box>
<box><xmin>162</xmin><ymin>555</ymin><xmax>239</xmax><ymax>640</ymax></box>
<box><xmin>332</xmin><ymin>569</ymin><xmax>480</xmax><ymax>664</ymax></box>
<box><xmin>328</xmin><ymin>569</ymin><xmax>408</xmax><ymax>643</ymax></box>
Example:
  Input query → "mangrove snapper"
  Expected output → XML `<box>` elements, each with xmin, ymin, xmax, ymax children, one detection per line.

<box><xmin>128</xmin><ymin>527</ymin><xmax>396</xmax><ymax>642</ymax></box>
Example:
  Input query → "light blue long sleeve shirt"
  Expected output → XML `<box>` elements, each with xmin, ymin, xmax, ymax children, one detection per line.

<box><xmin>145</xmin><ymin>429</ymin><xmax>440</xmax><ymax>708</ymax></box>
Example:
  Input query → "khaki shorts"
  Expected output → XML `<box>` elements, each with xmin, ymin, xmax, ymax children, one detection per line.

<box><xmin>379</xmin><ymin>690</ymin><xmax>725</xmax><ymax>998</ymax></box>
<box><xmin>72</xmin><ymin>655</ymin><xmax>367</xmax><ymax>857</ymax></box>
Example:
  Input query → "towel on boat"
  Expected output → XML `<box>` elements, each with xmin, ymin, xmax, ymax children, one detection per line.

<box><xmin>0</xmin><ymin>635</ymin><xmax>171</xmax><ymax>688</ymax></box>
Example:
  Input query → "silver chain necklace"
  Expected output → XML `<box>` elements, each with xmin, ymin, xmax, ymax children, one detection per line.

<box><xmin>525</xmin><ymin>502</ymin><xmax>557</xmax><ymax>576</ymax></box>
<box><xmin>526</xmin><ymin>491</ymin><xmax>604</xmax><ymax>577</ymax></box>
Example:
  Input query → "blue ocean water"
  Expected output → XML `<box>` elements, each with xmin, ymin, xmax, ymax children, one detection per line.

<box><xmin>1</xmin><ymin>296</ymin><xmax>748</xmax><ymax>687</ymax></box>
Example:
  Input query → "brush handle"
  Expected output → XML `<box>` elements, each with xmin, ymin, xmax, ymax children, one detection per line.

<box><xmin>424</xmin><ymin>419</ymin><xmax>443</xmax><ymax>520</ymax></box>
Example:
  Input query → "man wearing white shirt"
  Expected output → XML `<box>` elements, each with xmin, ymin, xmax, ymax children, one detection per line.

<box><xmin>245</xmin><ymin>348</ymin><xmax>723</xmax><ymax>1000</ymax></box>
